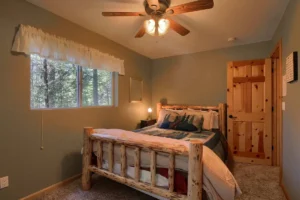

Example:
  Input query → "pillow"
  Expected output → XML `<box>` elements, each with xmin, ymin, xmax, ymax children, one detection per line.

<box><xmin>160</xmin><ymin>115</ymin><xmax>181</xmax><ymax>129</ymax></box>
<box><xmin>157</xmin><ymin>109</ymin><xmax>179</xmax><ymax>127</ymax></box>
<box><xmin>186</xmin><ymin>109</ymin><xmax>213</xmax><ymax>130</ymax></box>
<box><xmin>174</xmin><ymin>114</ymin><xmax>203</xmax><ymax>132</ymax></box>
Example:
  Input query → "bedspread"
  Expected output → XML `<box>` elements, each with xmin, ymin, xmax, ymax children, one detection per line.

<box><xmin>134</xmin><ymin>125</ymin><xmax>227</xmax><ymax>162</ymax></box>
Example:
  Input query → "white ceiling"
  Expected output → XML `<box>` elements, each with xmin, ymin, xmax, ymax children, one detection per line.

<box><xmin>27</xmin><ymin>0</ymin><xmax>289</xmax><ymax>59</ymax></box>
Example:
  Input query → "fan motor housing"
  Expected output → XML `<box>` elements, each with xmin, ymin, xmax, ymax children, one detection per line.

<box><xmin>144</xmin><ymin>0</ymin><xmax>171</xmax><ymax>15</ymax></box>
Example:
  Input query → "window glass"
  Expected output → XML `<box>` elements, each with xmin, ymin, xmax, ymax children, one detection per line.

<box><xmin>30</xmin><ymin>54</ymin><xmax>114</xmax><ymax>109</ymax></box>
<box><xmin>82</xmin><ymin>68</ymin><xmax>112</xmax><ymax>106</ymax></box>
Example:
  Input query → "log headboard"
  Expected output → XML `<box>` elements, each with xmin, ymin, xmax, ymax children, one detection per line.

<box><xmin>156</xmin><ymin>103</ymin><xmax>227</xmax><ymax>137</ymax></box>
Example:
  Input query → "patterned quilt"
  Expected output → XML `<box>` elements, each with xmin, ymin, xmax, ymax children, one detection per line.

<box><xmin>134</xmin><ymin>125</ymin><xmax>228</xmax><ymax>162</ymax></box>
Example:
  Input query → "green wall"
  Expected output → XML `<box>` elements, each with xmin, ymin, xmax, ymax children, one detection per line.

<box><xmin>271</xmin><ymin>0</ymin><xmax>300</xmax><ymax>199</ymax></box>
<box><xmin>1</xmin><ymin>0</ymin><xmax>299</xmax><ymax>199</ymax></box>
<box><xmin>151</xmin><ymin>41</ymin><xmax>271</xmax><ymax>117</ymax></box>
<box><xmin>0</xmin><ymin>0</ymin><xmax>152</xmax><ymax>199</ymax></box>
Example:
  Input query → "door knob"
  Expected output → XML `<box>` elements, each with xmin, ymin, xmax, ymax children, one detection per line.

<box><xmin>229</xmin><ymin>115</ymin><xmax>237</xmax><ymax>119</ymax></box>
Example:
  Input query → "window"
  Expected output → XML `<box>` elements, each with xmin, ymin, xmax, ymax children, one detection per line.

<box><xmin>30</xmin><ymin>54</ymin><xmax>114</xmax><ymax>109</ymax></box>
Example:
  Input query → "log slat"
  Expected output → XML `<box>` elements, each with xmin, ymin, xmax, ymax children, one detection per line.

<box><xmin>168</xmin><ymin>153</ymin><xmax>175</xmax><ymax>192</ymax></box>
<box><xmin>151</xmin><ymin>151</ymin><xmax>156</xmax><ymax>187</ymax></box>
<box><xmin>121</xmin><ymin>145</ymin><xmax>126</xmax><ymax>177</ymax></box>
<box><xmin>108</xmin><ymin>142</ymin><xmax>114</xmax><ymax>173</ymax></box>
<box><xmin>97</xmin><ymin>141</ymin><xmax>103</xmax><ymax>168</ymax></box>
<box><xmin>134</xmin><ymin>147</ymin><xmax>140</xmax><ymax>182</ymax></box>
<box><xmin>90</xmin><ymin>135</ymin><xmax>188</xmax><ymax>156</ymax></box>
<box><xmin>88</xmin><ymin>166</ymin><xmax>187</xmax><ymax>200</ymax></box>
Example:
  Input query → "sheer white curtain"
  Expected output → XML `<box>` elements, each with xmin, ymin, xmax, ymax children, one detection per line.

<box><xmin>12</xmin><ymin>24</ymin><xmax>125</xmax><ymax>75</ymax></box>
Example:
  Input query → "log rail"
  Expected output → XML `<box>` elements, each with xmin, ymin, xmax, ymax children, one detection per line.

<box><xmin>82</xmin><ymin>127</ymin><xmax>203</xmax><ymax>200</ymax></box>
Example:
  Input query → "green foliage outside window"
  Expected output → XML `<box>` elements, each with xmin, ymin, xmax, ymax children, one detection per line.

<box><xmin>30</xmin><ymin>54</ymin><xmax>113</xmax><ymax>109</ymax></box>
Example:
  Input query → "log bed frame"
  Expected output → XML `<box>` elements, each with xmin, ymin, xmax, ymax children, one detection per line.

<box><xmin>82</xmin><ymin>103</ymin><xmax>227</xmax><ymax>200</ymax></box>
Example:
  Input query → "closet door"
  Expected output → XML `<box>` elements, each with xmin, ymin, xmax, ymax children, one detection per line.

<box><xmin>227</xmin><ymin>59</ymin><xmax>272</xmax><ymax>165</ymax></box>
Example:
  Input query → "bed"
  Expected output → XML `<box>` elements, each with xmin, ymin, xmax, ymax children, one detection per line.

<box><xmin>82</xmin><ymin>103</ymin><xmax>241</xmax><ymax>200</ymax></box>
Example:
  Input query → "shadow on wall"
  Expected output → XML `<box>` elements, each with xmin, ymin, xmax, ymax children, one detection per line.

<box><xmin>61</xmin><ymin>152</ymin><xmax>82</xmax><ymax>179</ymax></box>
<box><xmin>160</xmin><ymin>98</ymin><xmax>168</xmax><ymax>105</ymax></box>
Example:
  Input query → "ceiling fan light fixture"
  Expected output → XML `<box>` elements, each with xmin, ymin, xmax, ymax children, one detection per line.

<box><xmin>158</xmin><ymin>18</ymin><xmax>170</xmax><ymax>36</ymax></box>
<box><xmin>144</xmin><ymin>19</ymin><xmax>156</xmax><ymax>36</ymax></box>
<box><xmin>144</xmin><ymin>18</ymin><xmax>170</xmax><ymax>36</ymax></box>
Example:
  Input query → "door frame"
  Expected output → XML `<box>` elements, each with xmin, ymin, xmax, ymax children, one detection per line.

<box><xmin>270</xmin><ymin>40</ymin><xmax>283</xmax><ymax>173</ymax></box>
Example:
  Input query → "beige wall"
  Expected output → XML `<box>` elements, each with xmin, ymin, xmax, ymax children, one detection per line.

<box><xmin>0</xmin><ymin>0</ymin><xmax>152</xmax><ymax>199</ymax></box>
<box><xmin>151</xmin><ymin>41</ymin><xmax>271</xmax><ymax>117</ymax></box>
<box><xmin>271</xmin><ymin>0</ymin><xmax>300</xmax><ymax>199</ymax></box>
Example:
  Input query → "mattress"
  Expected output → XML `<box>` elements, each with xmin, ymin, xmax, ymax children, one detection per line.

<box><xmin>91</xmin><ymin>128</ymin><xmax>241</xmax><ymax>200</ymax></box>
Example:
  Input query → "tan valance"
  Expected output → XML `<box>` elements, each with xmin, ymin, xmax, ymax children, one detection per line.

<box><xmin>12</xmin><ymin>25</ymin><xmax>125</xmax><ymax>75</ymax></box>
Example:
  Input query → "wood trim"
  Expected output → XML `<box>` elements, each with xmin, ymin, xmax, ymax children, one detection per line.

<box><xmin>232</xmin><ymin>59</ymin><xmax>265</xmax><ymax>67</ymax></box>
<box><xmin>227</xmin><ymin>62</ymin><xmax>234</xmax><ymax>168</ymax></box>
<box><xmin>19</xmin><ymin>174</ymin><xmax>81</xmax><ymax>200</ymax></box>
<box><xmin>270</xmin><ymin>40</ymin><xmax>283</xmax><ymax>169</ymax></box>
<box><xmin>264</xmin><ymin>59</ymin><xmax>273</xmax><ymax>164</ymax></box>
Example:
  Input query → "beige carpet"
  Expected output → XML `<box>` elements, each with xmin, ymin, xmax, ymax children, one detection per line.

<box><xmin>234</xmin><ymin>163</ymin><xmax>286</xmax><ymax>200</ymax></box>
<box><xmin>36</xmin><ymin>163</ymin><xmax>286</xmax><ymax>200</ymax></box>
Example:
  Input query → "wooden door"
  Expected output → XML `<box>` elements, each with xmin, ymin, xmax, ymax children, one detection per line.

<box><xmin>227</xmin><ymin>59</ymin><xmax>272</xmax><ymax>165</ymax></box>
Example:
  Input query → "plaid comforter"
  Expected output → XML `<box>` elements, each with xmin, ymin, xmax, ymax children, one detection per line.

<box><xmin>134</xmin><ymin>125</ymin><xmax>228</xmax><ymax>162</ymax></box>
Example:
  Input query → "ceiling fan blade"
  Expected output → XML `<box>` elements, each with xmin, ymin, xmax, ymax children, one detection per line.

<box><xmin>166</xmin><ymin>0</ymin><xmax>214</xmax><ymax>15</ymax></box>
<box><xmin>135</xmin><ymin>25</ymin><xmax>146</xmax><ymax>38</ymax></box>
<box><xmin>169</xmin><ymin>19</ymin><xmax>190</xmax><ymax>36</ymax></box>
<box><xmin>102</xmin><ymin>12</ymin><xmax>146</xmax><ymax>17</ymax></box>
<box><xmin>146</xmin><ymin>0</ymin><xmax>160</xmax><ymax>10</ymax></box>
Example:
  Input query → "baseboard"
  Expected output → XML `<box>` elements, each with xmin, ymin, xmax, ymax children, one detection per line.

<box><xmin>20</xmin><ymin>174</ymin><xmax>81</xmax><ymax>200</ymax></box>
<box><xmin>280</xmin><ymin>182</ymin><xmax>290</xmax><ymax>200</ymax></box>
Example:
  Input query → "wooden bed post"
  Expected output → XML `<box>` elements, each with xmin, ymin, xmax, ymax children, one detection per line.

<box><xmin>188</xmin><ymin>140</ymin><xmax>203</xmax><ymax>200</ymax></box>
<box><xmin>157</xmin><ymin>102</ymin><xmax>162</xmax><ymax>119</ymax></box>
<box><xmin>82</xmin><ymin>127</ymin><xmax>93</xmax><ymax>191</ymax></box>
<box><xmin>218</xmin><ymin>103</ymin><xmax>227</xmax><ymax>137</ymax></box>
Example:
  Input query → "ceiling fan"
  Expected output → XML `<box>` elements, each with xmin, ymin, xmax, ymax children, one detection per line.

<box><xmin>102</xmin><ymin>0</ymin><xmax>214</xmax><ymax>38</ymax></box>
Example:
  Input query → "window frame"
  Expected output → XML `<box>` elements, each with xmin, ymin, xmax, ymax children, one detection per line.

<box><xmin>30</xmin><ymin>55</ymin><xmax>118</xmax><ymax>110</ymax></box>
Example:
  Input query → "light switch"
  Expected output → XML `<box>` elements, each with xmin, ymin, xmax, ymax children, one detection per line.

<box><xmin>282</xmin><ymin>102</ymin><xmax>286</xmax><ymax>111</ymax></box>
<box><xmin>0</xmin><ymin>176</ymin><xmax>9</xmax><ymax>189</ymax></box>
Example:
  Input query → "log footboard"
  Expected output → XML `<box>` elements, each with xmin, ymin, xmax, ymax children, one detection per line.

<box><xmin>82</xmin><ymin>127</ymin><xmax>203</xmax><ymax>200</ymax></box>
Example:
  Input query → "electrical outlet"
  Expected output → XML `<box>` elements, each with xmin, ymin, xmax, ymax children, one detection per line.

<box><xmin>0</xmin><ymin>176</ymin><xmax>9</xmax><ymax>189</ymax></box>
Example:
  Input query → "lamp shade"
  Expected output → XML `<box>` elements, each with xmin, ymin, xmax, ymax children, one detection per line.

<box><xmin>148</xmin><ymin>108</ymin><xmax>153</xmax><ymax>113</ymax></box>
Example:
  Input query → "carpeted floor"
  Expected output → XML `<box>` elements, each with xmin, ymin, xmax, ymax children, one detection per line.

<box><xmin>36</xmin><ymin>163</ymin><xmax>286</xmax><ymax>200</ymax></box>
<box><xmin>233</xmin><ymin>163</ymin><xmax>286</xmax><ymax>200</ymax></box>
